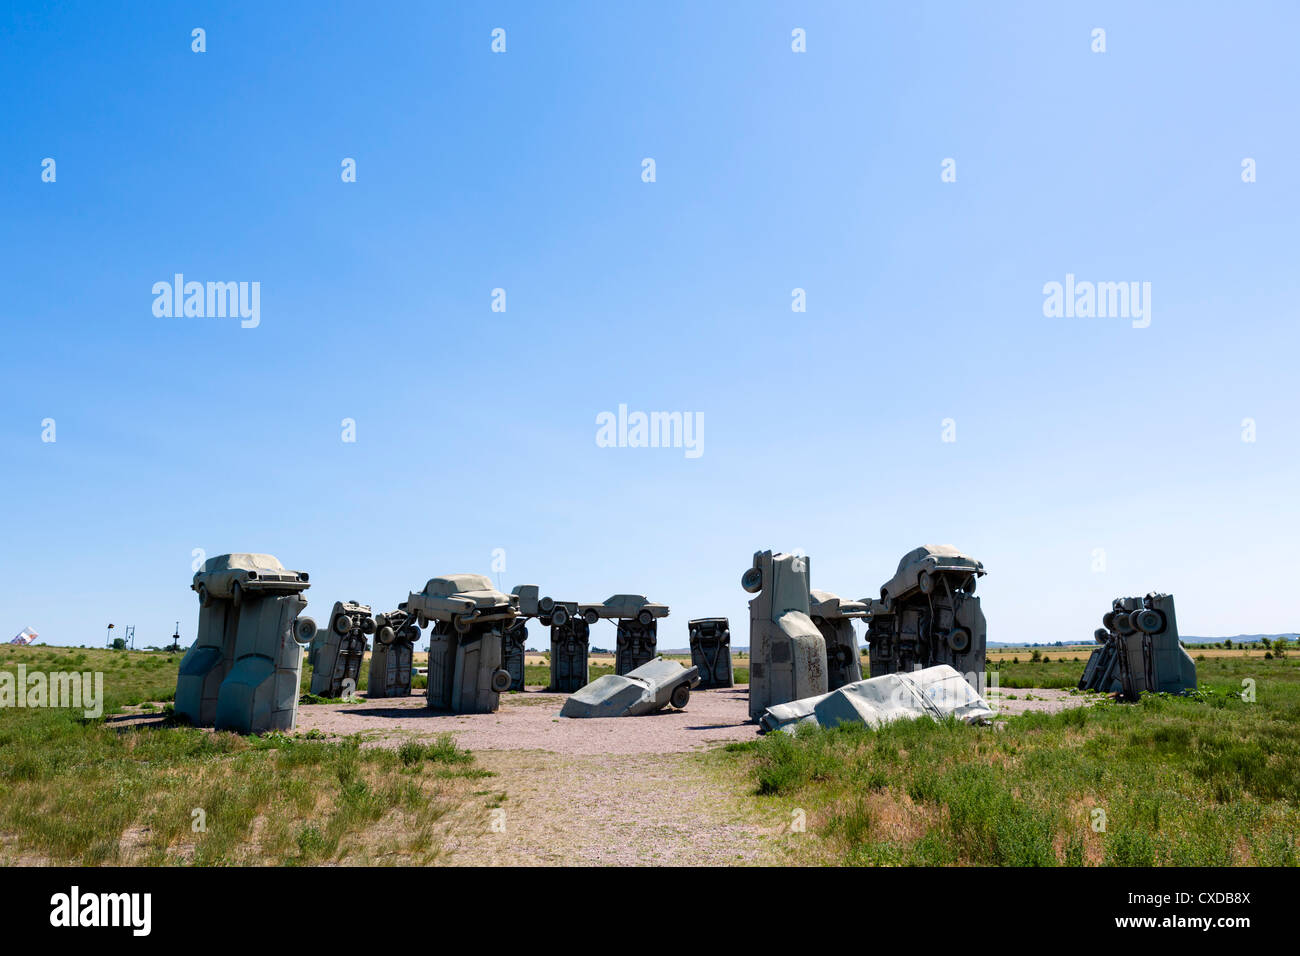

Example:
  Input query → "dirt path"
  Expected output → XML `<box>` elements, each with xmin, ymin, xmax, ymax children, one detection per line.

<box><xmin>437</xmin><ymin>749</ymin><xmax>772</xmax><ymax>866</ymax></box>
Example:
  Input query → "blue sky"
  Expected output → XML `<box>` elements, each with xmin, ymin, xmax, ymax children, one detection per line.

<box><xmin>2</xmin><ymin>1</ymin><xmax>1297</xmax><ymax>649</ymax></box>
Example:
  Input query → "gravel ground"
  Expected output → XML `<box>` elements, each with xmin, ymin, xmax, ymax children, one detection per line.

<box><xmin>437</xmin><ymin>750</ymin><xmax>771</xmax><ymax>866</ymax></box>
<box><xmin>294</xmin><ymin>685</ymin><xmax>761</xmax><ymax>754</ymax></box>
<box><xmin>985</xmin><ymin>687</ymin><xmax>1101</xmax><ymax>717</ymax></box>
<box><xmin>293</xmin><ymin>684</ymin><xmax>1097</xmax><ymax>753</ymax></box>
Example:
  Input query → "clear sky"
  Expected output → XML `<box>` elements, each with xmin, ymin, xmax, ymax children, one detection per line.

<box><xmin>3</xmin><ymin>1</ymin><xmax>1297</xmax><ymax>649</ymax></box>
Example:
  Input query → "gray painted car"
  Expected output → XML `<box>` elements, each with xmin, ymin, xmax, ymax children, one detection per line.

<box><xmin>559</xmin><ymin>657</ymin><xmax>700</xmax><ymax>718</ymax></box>
<box><xmin>577</xmin><ymin>594</ymin><xmax>669</xmax><ymax>627</ymax></box>
<box><xmin>192</xmin><ymin>552</ymin><xmax>309</xmax><ymax>609</ymax></box>
<box><xmin>406</xmin><ymin>573</ymin><xmax>516</xmax><ymax>633</ymax></box>
<box><xmin>1079</xmin><ymin>592</ymin><xmax>1195</xmax><ymax>700</ymax></box>
<box><xmin>809</xmin><ymin>589</ymin><xmax>867</xmax><ymax>690</ymax></box>
<box><xmin>177</xmin><ymin>553</ymin><xmax>313</xmax><ymax>734</ymax></box>
<box><xmin>759</xmin><ymin>664</ymin><xmax>994</xmax><ymax>734</ymax></box>
<box><xmin>878</xmin><ymin>545</ymin><xmax>984</xmax><ymax>607</ymax></box>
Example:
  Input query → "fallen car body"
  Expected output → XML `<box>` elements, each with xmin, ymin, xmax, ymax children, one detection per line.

<box><xmin>759</xmin><ymin>664</ymin><xmax>994</xmax><ymax>734</ymax></box>
<box><xmin>559</xmin><ymin>657</ymin><xmax>700</xmax><ymax>718</ymax></box>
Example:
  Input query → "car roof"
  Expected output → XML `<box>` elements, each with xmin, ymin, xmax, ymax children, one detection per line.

<box><xmin>203</xmin><ymin>553</ymin><xmax>285</xmax><ymax>573</ymax></box>
<box><xmin>423</xmin><ymin>573</ymin><xmax>495</xmax><ymax>596</ymax></box>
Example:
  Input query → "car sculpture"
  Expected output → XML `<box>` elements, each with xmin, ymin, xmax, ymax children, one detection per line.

<box><xmin>576</xmin><ymin>594</ymin><xmax>669</xmax><ymax>627</ymax></box>
<box><xmin>192</xmin><ymin>552</ymin><xmax>309</xmax><ymax>609</ymax></box>
<box><xmin>406</xmin><ymin>574</ymin><xmax>516</xmax><ymax>632</ymax></box>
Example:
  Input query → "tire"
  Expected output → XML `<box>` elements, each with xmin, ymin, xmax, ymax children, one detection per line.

<box><xmin>741</xmin><ymin>568</ymin><xmax>763</xmax><ymax>593</ymax></box>
<box><xmin>583</xmin><ymin>608</ymin><xmax>599</xmax><ymax>626</ymax></box>
<box><xmin>490</xmin><ymin>669</ymin><xmax>512</xmax><ymax>693</ymax></box>
<box><xmin>1113</xmin><ymin>612</ymin><xmax>1132</xmax><ymax>633</ymax></box>
<box><xmin>1133</xmin><ymin>609</ymin><xmax>1163</xmax><ymax>634</ymax></box>
<box><xmin>670</xmin><ymin>685</ymin><xmax>690</xmax><ymax>709</ymax></box>
<box><xmin>361</xmin><ymin>617</ymin><xmax>377</xmax><ymax>635</ymax></box>
<box><xmin>376</xmin><ymin>625</ymin><xmax>396</xmax><ymax>646</ymax></box>
<box><xmin>196</xmin><ymin>583</ymin><xmax>212</xmax><ymax>608</ymax></box>
<box><xmin>947</xmin><ymin>628</ymin><xmax>971</xmax><ymax>653</ymax></box>
<box><xmin>637</xmin><ymin>609</ymin><xmax>654</xmax><ymax>626</ymax></box>
<box><xmin>333</xmin><ymin>614</ymin><xmax>353</xmax><ymax>636</ymax></box>
<box><xmin>918</xmin><ymin>570</ymin><xmax>934</xmax><ymax>595</ymax></box>
<box><xmin>551</xmin><ymin>606</ymin><xmax>569</xmax><ymax>627</ymax></box>
<box><xmin>1094</xmin><ymin>628</ymin><xmax>1109</xmax><ymax>643</ymax></box>
<box><xmin>1102</xmin><ymin>611</ymin><xmax>1116</xmax><ymax>631</ymax></box>
<box><xmin>454</xmin><ymin>615</ymin><xmax>473</xmax><ymax>634</ymax></box>
<box><xmin>230</xmin><ymin>580</ymin><xmax>243</xmax><ymax>608</ymax></box>
<box><xmin>966</xmin><ymin>574</ymin><xmax>977</xmax><ymax>595</ymax></box>
<box><xmin>294</xmin><ymin>617</ymin><xmax>318</xmax><ymax>645</ymax></box>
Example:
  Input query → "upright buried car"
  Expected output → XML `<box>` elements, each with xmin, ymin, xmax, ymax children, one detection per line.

<box><xmin>1079</xmin><ymin>592</ymin><xmax>1195</xmax><ymax>700</ymax></box>
<box><xmin>176</xmin><ymin>553</ymin><xmax>314</xmax><ymax>734</ymax></box>
<box><xmin>307</xmin><ymin>600</ymin><xmax>374</xmax><ymax>698</ymax></box>
<box><xmin>407</xmin><ymin>574</ymin><xmax>515</xmax><ymax>713</ymax></box>
<box><xmin>809</xmin><ymin>590</ymin><xmax>868</xmax><ymax>690</ymax></box>
<box><xmin>865</xmin><ymin>545</ymin><xmax>987</xmax><ymax>686</ymax></box>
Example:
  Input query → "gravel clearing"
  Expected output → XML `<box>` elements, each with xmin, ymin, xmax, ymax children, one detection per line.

<box><xmin>292</xmin><ymin>683</ymin><xmax>1096</xmax><ymax>753</ymax></box>
<box><xmin>294</xmin><ymin>685</ymin><xmax>761</xmax><ymax>754</ymax></box>
<box><xmin>985</xmin><ymin>687</ymin><xmax>1101</xmax><ymax>718</ymax></box>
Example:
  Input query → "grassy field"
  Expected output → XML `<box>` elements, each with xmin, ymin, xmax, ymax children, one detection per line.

<box><xmin>718</xmin><ymin>653</ymin><xmax>1300</xmax><ymax>865</ymax></box>
<box><xmin>4</xmin><ymin>643</ymin><xmax>1295</xmax><ymax>866</ymax></box>
<box><xmin>0</xmin><ymin>645</ymin><xmax>490</xmax><ymax>864</ymax></box>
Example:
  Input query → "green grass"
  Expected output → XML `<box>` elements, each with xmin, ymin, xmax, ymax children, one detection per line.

<box><xmin>0</xmin><ymin>646</ymin><xmax>483</xmax><ymax>864</ymax></box>
<box><xmin>720</xmin><ymin>655</ymin><xmax>1300</xmax><ymax>866</ymax></box>
<box><xmin>520</xmin><ymin>663</ymin><xmax>614</xmax><ymax>687</ymax></box>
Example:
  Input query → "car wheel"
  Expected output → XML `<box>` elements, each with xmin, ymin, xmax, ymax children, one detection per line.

<box><xmin>741</xmin><ymin>568</ymin><xmax>763</xmax><ymax>593</ymax></box>
<box><xmin>1133</xmin><ymin>609</ymin><xmax>1163</xmax><ymax>634</ymax></box>
<box><xmin>231</xmin><ymin>581</ymin><xmax>243</xmax><ymax>608</ymax></box>
<box><xmin>361</xmin><ymin>617</ymin><xmax>377</xmax><ymax>635</ymax></box>
<box><xmin>965</xmin><ymin>574</ymin><xmax>977</xmax><ymax>595</ymax></box>
<box><xmin>918</xmin><ymin>571</ymin><xmax>934</xmax><ymax>595</ymax></box>
<box><xmin>377</xmin><ymin>625</ymin><xmax>395</xmax><ymax>646</ymax></box>
<box><xmin>637</xmin><ymin>609</ymin><xmax>653</xmax><ymax>626</ymax></box>
<box><xmin>197</xmin><ymin>583</ymin><xmax>212</xmax><ymax>608</ymax></box>
<box><xmin>583</xmin><ymin>608</ymin><xmax>599</xmax><ymax>626</ymax></box>
<box><xmin>294</xmin><ymin>617</ymin><xmax>318</xmax><ymax>645</ymax></box>
<box><xmin>670</xmin><ymin>685</ymin><xmax>690</xmax><ymax>709</ymax></box>
<box><xmin>333</xmin><ymin>614</ymin><xmax>353</xmax><ymax>636</ymax></box>
<box><xmin>490</xmin><ymin>669</ymin><xmax>512</xmax><ymax>693</ymax></box>
<box><xmin>947</xmin><ymin>628</ymin><xmax>971</xmax><ymax>653</ymax></box>
<box><xmin>551</xmin><ymin>606</ymin><xmax>568</xmax><ymax>627</ymax></box>
<box><xmin>454</xmin><ymin>615</ymin><xmax>473</xmax><ymax>634</ymax></box>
